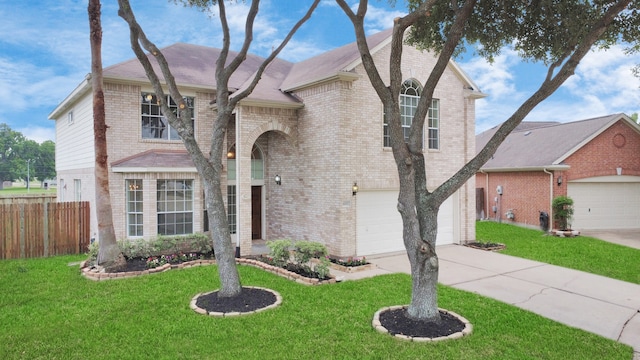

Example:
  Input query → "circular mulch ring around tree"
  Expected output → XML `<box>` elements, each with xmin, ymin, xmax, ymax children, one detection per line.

<box><xmin>372</xmin><ymin>305</ymin><xmax>472</xmax><ymax>342</ymax></box>
<box><xmin>190</xmin><ymin>286</ymin><xmax>282</xmax><ymax>317</ymax></box>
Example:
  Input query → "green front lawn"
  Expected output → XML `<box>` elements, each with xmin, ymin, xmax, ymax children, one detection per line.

<box><xmin>477</xmin><ymin>221</ymin><xmax>640</xmax><ymax>284</ymax></box>
<box><xmin>0</xmin><ymin>255</ymin><xmax>631</xmax><ymax>359</ymax></box>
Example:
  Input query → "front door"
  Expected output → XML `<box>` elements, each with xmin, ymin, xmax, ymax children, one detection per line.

<box><xmin>251</xmin><ymin>186</ymin><xmax>262</xmax><ymax>239</ymax></box>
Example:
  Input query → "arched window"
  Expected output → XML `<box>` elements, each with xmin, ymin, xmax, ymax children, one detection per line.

<box><xmin>251</xmin><ymin>144</ymin><xmax>264</xmax><ymax>180</ymax></box>
<box><xmin>383</xmin><ymin>79</ymin><xmax>440</xmax><ymax>149</ymax></box>
<box><xmin>400</xmin><ymin>79</ymin><xmax>421</xmax><ymax>143</ymax></box>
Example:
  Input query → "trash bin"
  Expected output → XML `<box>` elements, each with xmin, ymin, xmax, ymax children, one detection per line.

<box><xmin>539</xmin><ymin>211</ymin><xmax>549</xmax><ymax>231</ymax></box>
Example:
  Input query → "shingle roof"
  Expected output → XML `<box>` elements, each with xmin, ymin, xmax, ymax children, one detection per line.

<box><xmin>101</xmin><ymin>31</ymin><xmax>395</xmax><ymax>104</ymax></box>
<box><xmin>477</xmin><ymin>114</ymin><xmax>632</xmax><ymax>170</ymax></box>
<box><xmin>111</xmin><ymin>149</ymin><xmax>194</xmax><ymax>170</ymax></box>
<box><xmin>280</xmin><ymin>29</ymin><xmax>392</xmax><ymax>91</ymax></box>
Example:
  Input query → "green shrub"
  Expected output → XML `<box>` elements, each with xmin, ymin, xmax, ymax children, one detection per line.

<box><xmin>552</xmin><ymin>195</ymin><xmax>574</xmax><ymax>230</ymax></box>
<box><xmin>315</xmin><ymin>257</ymin><xmax>331</xmax><ymax>279</ymax></box>
<box><xmin>86</xmin><ymin>241</ymin><xmax>99</xmax><ymax>265</ymax></box>
<box><xmin>293</xmin><ymin>240</ymin><xmax>328</xmax><ymax>265</ymax></box>
<box><xmin>118</xmin><ymin>238</ymin><xmax>153</xmax><ymax>259</ymax></box>
<box><xmin>266</xmin><ymin>239</ymin><xmax>292</xmax><ymax>268</ymax></box>
<box><xmin>118</xmin><ymin>233</ymin><xmax>213</xmax><ymax>259</ymax></box>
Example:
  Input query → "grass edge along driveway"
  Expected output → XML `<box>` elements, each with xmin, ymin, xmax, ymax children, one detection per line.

<box><xmin>476</xmin><ymin>221</ymin><xmax>640</xmax><ymax>285</ymax></box>
<box><xmin>0</xmin><ymin>255</ymin><xmax>632</xmax><ymax>359</ymax></box>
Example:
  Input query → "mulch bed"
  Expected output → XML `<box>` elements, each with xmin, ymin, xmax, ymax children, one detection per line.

<box><xmin>195</xmin><ymin>287</ymin><xmax>277</xmax><ymax>313</ymax></box>
<box><xmin>250</xmin><ymin>255</ymin><xmax>331</xmax><ymax>280</ymax></box>
<box><xmin>465</xmin><ymin>242</ymin><xmax>506</xmax><ymax>251</ymax></box>
<box><xmin>107</xmin><ymin>253</ymin><xmax>216</xmax><ymax>273</ymax></box>
<box><xmin>379</xmin><ymin>308</ymin><xmax>466</xmax><ymax>338</ymax></box>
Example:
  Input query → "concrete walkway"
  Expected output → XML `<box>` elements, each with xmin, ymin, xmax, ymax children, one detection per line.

<box><xmin>333</xmin><ymin>245</ymin><xmax>640</xmax><ymax>358</ymax></box>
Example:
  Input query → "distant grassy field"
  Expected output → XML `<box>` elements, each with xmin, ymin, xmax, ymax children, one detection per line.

<box><xmin>0</xmin><ymin>186</ymin><xmax>57</xmax><ymax>196</ymax></box>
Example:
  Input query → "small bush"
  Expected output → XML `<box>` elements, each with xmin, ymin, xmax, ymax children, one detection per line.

<box><xmin>86</xmin><ymin>241</ymin><xmax>99</xmax><ymax>265</ymax></box>
<box><xmin>293</xmin><ymin>240</ymin><xmax>328</xmax><ymax>265</ymax></box>
<box><xmin>266</xmin><ymin>239</ymin><xmax>292</xmax><ymax>268</ymax></box>
<box><xmin>552</xmin><ymin>195</ymin><xmax>574</xmax><ymax>230</ymax></box>
<box><xmin>118</xmin><ymin>233</ymin><xmax>213</xmax><ymax>259</ymax></box>
<box><xmin>315</xmin><ymin>257</ymin><xmax>331</xmax><ymax>279</ymax></box>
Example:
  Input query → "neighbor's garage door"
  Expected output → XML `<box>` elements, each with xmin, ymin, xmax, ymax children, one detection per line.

<box><xmin>568</xmin><ymin>180</ymin><xmax>640</xmax><ymax>230</ymax></box>
<box><xmin>356</xmin><ymin>190</ymin><xmax>455</xmax><ymax>256</ymax></box>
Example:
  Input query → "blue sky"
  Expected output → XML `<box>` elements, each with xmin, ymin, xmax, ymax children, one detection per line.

<box><xmin>1</xmin><ymin>0</ymin><xmax>638</xmax><ymax>144</ymax></box>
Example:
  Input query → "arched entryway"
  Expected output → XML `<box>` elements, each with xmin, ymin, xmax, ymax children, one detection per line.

<box><xmin>250</xmin><ymin>144</ymin><xmax>264</xmax><ymax>239</ymax></box>
<box><xmin>226</xmin><ymin>143</ymin><xmax>265</xmax><ymax>242</ymax></box>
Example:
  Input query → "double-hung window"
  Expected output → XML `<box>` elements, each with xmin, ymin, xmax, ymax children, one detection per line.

<box><xmin>157</xmin><ymin>180</ymin><xmax>193</xmax><ymax>235</ymax></box>
<box><xmin>141</xmin><ymin>93</ymin><xmax>194</xmax><ymax>141</ymax></box>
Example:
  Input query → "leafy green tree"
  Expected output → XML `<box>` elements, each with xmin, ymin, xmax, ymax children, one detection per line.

<box><xmin>337</xmin><ymin>0</ymin><xmax>639</xmax><ymax>323</ymax></box>
<box><xmin>17</xmin><ymin>139</ymin><xmax>40</xmax><ymax>189</ymax></box>
<box><xmin>35</xmin><ymin>140</ymin><xmax>56</xmax><ymax>186</ymax></box>
<box><xmin>118</xmin><ymin>0</ymin><xmax>320</xmax><ymax>297</ymax></box>
<box><xmin>0</xmin><ymin>123</ymin><xmax>26</xmax><ymax>189</ymax></box>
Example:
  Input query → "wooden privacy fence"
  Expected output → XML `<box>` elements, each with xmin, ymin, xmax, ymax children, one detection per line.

<box><xmin>0</xmin><ymin>201</ymin><xmax>90</xmax><ymax>259</ymax></box>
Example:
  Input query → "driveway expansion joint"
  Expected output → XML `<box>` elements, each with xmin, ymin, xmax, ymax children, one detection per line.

<box><xmin>618</xmin><ymin>309</ymin><xmax>640</xmax><ymax>342</ymax></box>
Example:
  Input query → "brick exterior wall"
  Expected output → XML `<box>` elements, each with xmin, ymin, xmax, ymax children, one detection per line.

<box><xmin>476</xmin><ymin>171</ymin><xmax>556</xmax><ymax>228</ymax></box>
<box><xmin>55</xmin><ymin>41</ymin><xmax>478</xmax><ymax>257</ymax></box>
<box><xmin>476</xmin><ymin>119</ymin><xmax>640</xmax><ymax>229</ymax></box>
<box><xmin>563</xmin><ymin>121</ymin><xmax>640</xmax><ymax>180</ymax></box>
<box><xmin>229</xmin><ymin>44</ymin><xmax>477</xmax><ymax>256</ymax></box>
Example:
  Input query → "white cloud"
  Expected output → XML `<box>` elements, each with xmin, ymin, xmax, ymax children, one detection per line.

<box><xmin>463</xmin><ymin>44</ymin><xmax>640</xmax><ymax>133</ymax></box>
<box><xmin>17</xmin><ymin>126</ymin><xmax>56</xmax><ymax>144</ymax></box>
<box><xmin>362</xmin><ymin>3</ymin><xmax>406</xmax><ymax>33</ymax></box>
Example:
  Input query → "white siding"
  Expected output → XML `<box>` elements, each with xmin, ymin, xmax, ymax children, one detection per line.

<box><xmin>55</xmin><ymin>94</ymin><xmax>95</xmax><ymax>171</ymax></box>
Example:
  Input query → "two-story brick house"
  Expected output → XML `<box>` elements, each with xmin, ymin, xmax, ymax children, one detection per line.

<box><xmin>476</xmin><ymin>113</ymin><xmax>640</xmax><ymax>230</ymax></box>
<box><xmin>49</xmin><ymin>29</ymin><xmax>484</xmax><ymax>257</ymax></box>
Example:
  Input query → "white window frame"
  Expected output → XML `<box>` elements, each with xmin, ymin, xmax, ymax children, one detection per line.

<box><xmin>156</xmin><ymin>179</ymin><xmax>194</xmax><ymax>235</ymax></box>
<box><xmin>428</xmin><ymin>99</ymin><xmax>440</xmax><ymax>150</ymax></box>
<box><xmin>383</xmin><ymin>79</ymin><xmax>439</xmax><ymax>149</ymax></box>
<box><xmin>74</xmin><ymin>179</ymin><xmax>81</xmax><ymax>201</ymax></box>
<box><xmin>141</xmin><ymin>93</ymin><xmax>194</xmax><ymax>141</ymax></box>
<box><xmin>126</xmin><ymin>179</ymin><xmax>143</xmax><ymax>237</ymax></box>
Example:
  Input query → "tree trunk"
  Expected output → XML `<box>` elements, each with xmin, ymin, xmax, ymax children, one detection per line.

<box><xmin>407</xmin><ymin>248</ymin><xmax>440</xmax><ymax>321</ymax></box>
<box><xmin>89</xmin><ymin>0</ymin><xmax>123</xmax><ymax>269</ymax></box>
<box><xmin>201</xmin><ymin>164</ymin><xmax>241</xmax><ymax>297</ymax></box>
<box><xmin>400</xmin><ymin>180</ymin><xmax>442</xmax><ymax>322</ymax></box>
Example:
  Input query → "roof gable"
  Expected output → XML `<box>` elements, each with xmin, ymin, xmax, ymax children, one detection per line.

<box><xmin>103</xmin><ymin>43</ymin><xmax>270</xmax><ymax>91</ymax></box>
<box><xmin>280</xmin><ymin>29</ymin><xmax>392</xmax><ymax>91</ymax></box>
<box><xmin>477</xmin><ymin>114</ymin><xmax>638</xmax><ymax>170</ymax></box>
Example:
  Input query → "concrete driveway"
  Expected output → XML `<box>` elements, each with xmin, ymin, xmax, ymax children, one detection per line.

<box><xmin>580</xmin><ymin>229</ymin><xmax>640</xmax><ymax>250</ymax></box>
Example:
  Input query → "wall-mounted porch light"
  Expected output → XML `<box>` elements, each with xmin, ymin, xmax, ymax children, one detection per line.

<box><xmin>352</xmin><ymin>182</ymin><xmax>359</xmax><ymax>196</ymax></box>
<box><xmin>274</xmin><ymin>174</ymin><xmax>282</xmax><ymax>185</ymax></box>
<box><xmin>557</xmin><ymin>176</ymin><xmax>563</xmax><ymax>186</ymax></box>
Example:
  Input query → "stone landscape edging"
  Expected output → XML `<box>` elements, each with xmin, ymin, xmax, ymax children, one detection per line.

<box><xmin>80</xmin><ymin>258</ymin><xmax>337</xmax><ymax>285</ymax></box>
<box><xmin>372</xmin><ymin>305</ymin><xmax>473</xmax><ymax>342</ymax></box>
<box><xmin>190</xmin><ymin>286</ymin><xmax>283</xmax><ymax>317</ymax></box>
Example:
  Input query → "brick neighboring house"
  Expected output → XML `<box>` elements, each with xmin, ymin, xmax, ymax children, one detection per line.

<box><xmin>49</xmin><ymin>29</ymin><xmax>485</xmax><ymax>257</ymax></box>
<box><xmin>475</xmin><ymin>113</ymin><xmax>640</xmax><ymax>230</ymax></box>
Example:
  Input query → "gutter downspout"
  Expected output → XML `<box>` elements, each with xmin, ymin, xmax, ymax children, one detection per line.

<box><xmin>235</xmin><ymin>110</ymin><xmax>241</xmax><ymax>257</ymax></box>
<box><xmin>543</xmin><ymin>168</ymin><xmax>553</xmax><ymax>229</ymax></box>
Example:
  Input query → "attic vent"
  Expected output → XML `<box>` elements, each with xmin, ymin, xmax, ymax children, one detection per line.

<box><xmin>524</xmin><ymin>131</ymin><xmax>532</xmax><ymax>136</ymax></box>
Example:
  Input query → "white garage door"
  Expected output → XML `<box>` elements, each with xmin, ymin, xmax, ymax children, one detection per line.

<box><xmin>356</xmin><ymin>190</ymin><xmax>456</xmax><ymax>256</ymax></box>
<box><xmin>568</xmin><ymin>179</ymin><xmax>640</xmax><ymax>230</ymax></box>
